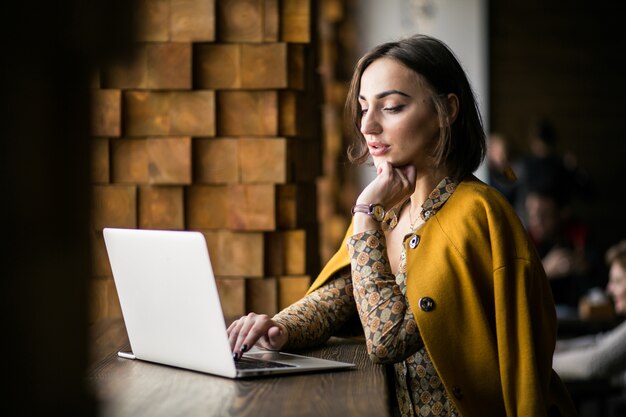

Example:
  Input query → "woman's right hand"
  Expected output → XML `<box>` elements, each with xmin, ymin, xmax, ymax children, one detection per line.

<box><xmin>226</xmin><ymin>313</ymin><xmax>288</xmax><ymax>359</ymax></box>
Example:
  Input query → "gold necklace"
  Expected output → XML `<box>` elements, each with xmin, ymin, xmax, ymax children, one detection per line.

<box><xmin>408</xmin><ymin>201</ymin><xmax>423</xmax><ymax>231</ymax></box>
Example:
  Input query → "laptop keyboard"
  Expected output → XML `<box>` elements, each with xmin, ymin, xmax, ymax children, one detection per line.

<box><xmin>235</xmin><ymin>356</ymin><xmax>296</xmax><ymax>370</ymax></box>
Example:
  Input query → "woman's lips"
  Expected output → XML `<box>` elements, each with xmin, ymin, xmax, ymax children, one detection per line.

<box><xmin>367</xmin><ymin>142</ymin><xmax>390</xmax><ymax>157</ymax></box>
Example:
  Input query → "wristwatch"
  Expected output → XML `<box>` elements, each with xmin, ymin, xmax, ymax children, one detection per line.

<box><xmin>351</xmin><ymin>203</ymin><xmax>385</xmax><ymax>222</ymax></box>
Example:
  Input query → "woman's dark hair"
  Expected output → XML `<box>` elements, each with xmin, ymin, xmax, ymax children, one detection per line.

<box><xmin>345</xmin><ymin>34</ymin><xmax>486</xmax><ymax>181</ymax></box>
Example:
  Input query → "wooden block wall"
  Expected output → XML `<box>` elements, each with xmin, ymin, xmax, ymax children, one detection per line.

<box><xmin>89</xmin><ymin>0</ymin><xmax>321</xmax><ymax>322</ymax></box>
<box><xmin>317</xmin><ymin>0</ymin><xmax>359</xmax><ymax>263</ymax></box>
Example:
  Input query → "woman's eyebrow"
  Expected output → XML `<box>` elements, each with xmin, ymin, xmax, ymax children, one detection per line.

<box><xmin>358</xmin><ymin>90</ymin><xmax>411</xmax><ymax>101</ymax></box>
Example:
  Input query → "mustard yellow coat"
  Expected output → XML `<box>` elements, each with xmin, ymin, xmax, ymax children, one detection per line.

<box><xmin>309</xmin><ymin>178</ymin><xmax>577</xmax><ymax>417</ymax></box>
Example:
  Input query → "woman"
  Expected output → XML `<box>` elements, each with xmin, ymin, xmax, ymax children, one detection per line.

<box><xmin>553</xmin><ymin>240</ymin><xmax>626</xmax><ymax>380</ymax></box>
<box><xmin>227</xmin><ymin>35</ymin><xmax>577</xmax><ymax>417</ymax></box>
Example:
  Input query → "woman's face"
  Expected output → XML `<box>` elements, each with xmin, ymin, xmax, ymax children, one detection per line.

<box><xmin>358</xmin><ymin>58</ymin><xmax>440</xmax><ymax>172</ymax></box>
<box><xmin>607</xmin><ymin>262</ymin><xmax>626</xmax><ymax>314</ymax></box>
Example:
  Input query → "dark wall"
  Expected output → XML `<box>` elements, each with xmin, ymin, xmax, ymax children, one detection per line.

<box><xmin>1</xmin><ymin>2</ymin><xmax>135</xmax><ymax>416</ymax></box>
<box><xmin>490</xmin><ymin>1</ymin><xmax>626</xmax><ymax>257</ymax></box>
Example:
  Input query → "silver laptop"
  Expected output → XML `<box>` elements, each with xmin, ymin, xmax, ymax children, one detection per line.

<box><xmin>103</xmin><ymin>227</ymin><xmax>355</xmax><ymax>378</ymax></box>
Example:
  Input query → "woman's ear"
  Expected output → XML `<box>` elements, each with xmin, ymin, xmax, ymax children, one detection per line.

<box><xmin>446</xmin><ymin>93</ymin><xmax>459</xmax><ymax>125</ymax></box>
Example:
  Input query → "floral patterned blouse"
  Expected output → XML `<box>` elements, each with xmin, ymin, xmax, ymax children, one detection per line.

<box><xmin>273</xmin><ymin>178</ymin><xmax>458</xmax><ymax>417</ymax></box>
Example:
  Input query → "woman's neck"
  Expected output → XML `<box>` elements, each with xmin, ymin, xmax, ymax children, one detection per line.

<box><xmin>409</xmin><ymin>167</ymin><xmax>449</xmax><ymax>215</ymax></box>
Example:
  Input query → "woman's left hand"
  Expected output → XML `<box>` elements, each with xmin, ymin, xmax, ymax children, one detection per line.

<box><xmin>356</xmin><ymin>162</ymin><xmax>416</xmax><ymax>210</ymax></box>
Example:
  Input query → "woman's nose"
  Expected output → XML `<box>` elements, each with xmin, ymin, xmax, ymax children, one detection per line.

<box><xmin>360</xmin><ymin>111</ymin><xmax>382</xmax><ymax>135</ymax></box>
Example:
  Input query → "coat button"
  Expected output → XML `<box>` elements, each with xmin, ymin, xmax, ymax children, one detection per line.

<box><xmin>419</xmin><ymin>297</ymin><xmax>435</xmax><ymax>312</ymax></box>
<box><xmin>409</xmin><ymin>234</ymin><xmax>420</xmax><ymax>249</ymax></box>
<box><xmin>452</xmin><ymin>386</ymin><xmax>463</xmax><ymax>400</ymax></box>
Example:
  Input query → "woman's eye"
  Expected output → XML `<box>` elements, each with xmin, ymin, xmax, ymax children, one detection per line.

<box><xmin>360</xmin><ymin>108</ymin><xmax>369</xmax><ymax>116</ymax></box>
<box><xmin>383</xmin><ymin>105</ymin><xmax>404</xmax><ymax>113</ymax></box>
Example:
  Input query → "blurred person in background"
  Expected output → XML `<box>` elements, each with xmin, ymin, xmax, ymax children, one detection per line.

<box><xmin>553</xmin><ymin>240</ymin><xmax>626</xmax><ymax>380</ymax></box>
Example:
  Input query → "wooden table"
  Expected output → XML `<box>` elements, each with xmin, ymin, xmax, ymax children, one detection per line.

<box><xmin>88</xmin><ymin>319</ymin><xmax>391</xmax><ymax>417</ymax></box>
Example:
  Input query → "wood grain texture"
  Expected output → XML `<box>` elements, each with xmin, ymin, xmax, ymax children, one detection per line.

<box><xmin>92</xmin><ymin>89</ymin><xmax>121</xmax><ymax>137</ymax></box>
<box><xmin>103</xmin><ymin>43</ymin><xmax>191</xmax><ymax>89</ymax></box>
<box><xmin>246</xmin><ymin>277</ymin><xmax>277</xmax><ymax>315</ymax></box>
<box><xmin>135</xmin><ymin>0</ymin><xmax>170</xmax><ymax>41</ymax></box>
<box><xmin>147</xmin><ymin>137</ymin><xmax>192</xmax><ymax>184</ymax></box>
<box><xmin>186</xmin><ymin>185</ymin><xmax>229</xmax><ymax>229</ymax></box>
<box><xmin>170</xmin><ymin>0</ymin><xmax>215</xmax><ymax>42</ymax></box>
<box><xmin>88</xmin><ymin>319</ymin><xmax>390</xmax><ymax>417</ymax></box>
<box><xmin>91</xmin><ymin>138</ymin><xmax>110</xmax><ymax>184</ymax></box>
<box><xmin>280</xmin><ymin>0</ymin><xmax>310</xmax><ymax>43</ymax></box>
<box><xmin>138</xmin><ymin>185</ymin><xmax>185</xmax><ymax>230</ymax></box>
<box><xmin>202</xmin><ymin>230</ymin><xmax>264</xmax><ymax>277</ymax></box>
<box><xmin>217</xmin><ymin>90</ymin><xmax>277</xmax><ymax>136</ymax></box>
<box><xmin>111</xmin><ymin>139</ymin><xmax>148</xmax><ymax>183</ymax></box>
<box><xmin>194</xmin><ymin>138</ymin><xmax>240</xmax><ymax>183</ymax></box>
<box><xmin>89</xmin><ymin>278</ymin><xmax>122</xmax><ymax>322</ymax></box>
<box><xmin>239</xmin><ymin>137</ymin><xmax>287</xmax><ymax>183</ymax></box>
<box><xmin>92</xmin><ymin>185</ymin><xmax>137</xmax><ymax>230</ymax></box>
<box><xmin>124</xmin><ymin>91</ymin><xmax>215</xmax><ymax>137</ymax></box>
<box><xmin>217</xmin><ymin>0</ymin><xmax>264</xmax><ymax>42</ymax></box>
<box><xmin>277</xmin><ymin>275</ymin><xmax>311</xmax><ymax>309</ymax></box>
<box><xmin>91</xmin><ymin>231</ymin><xmax>112</xmax><ymax>278</ymax></box>
<box><xmin>265</xmin><ymin>230</ymin><xmax>306</xmax><ymax>276</ymax></box>
<box><xmin>241</xmin><ymin>43</ymin><xmax>287</xmax><ymax>89</ymax></box>
<box><xmin>194</xmin><ymin>43</ymin><xmax>242</xmax><ymax>89</ymax></box>
<box><xmin>215</xmin><ymin>278</ymin><xmax>246</xmax><ymax>317</ymax></box>
<box><xmin>227</xmin><ymin>184</ymin><xmax>276</xmax><ymax>230</ymax></box>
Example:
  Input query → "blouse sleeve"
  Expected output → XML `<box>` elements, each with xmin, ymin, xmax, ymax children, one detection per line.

<box><xmin>347</xmin><ymin>229</ymin><xmax>424</xmax><ymax>363</ymax></box>
<box><xmin>272</xmin><ymin>268</ymin><xmax>357</xmax><ymax>350</ymax></box>
<box><xmin>552</xmin><ymin>320</ymin><xmax>626</xmax><ymax>380</ymax></box>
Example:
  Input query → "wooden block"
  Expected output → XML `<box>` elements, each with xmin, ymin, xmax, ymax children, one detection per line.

<box><xmin>217</xmin><ymin>91</ymin><xmax>277</xmax><ymax>136</ymax></box>
<box><xmin>202</xmin><ymin>231</ymin><xmax>264</xmax><ymax>277</ymax></box>
<box><xmin>92</xmin><ymin>89</ymin><xmax>121</xmax><ymax>137</ymax></box>
<box><xmin>147</xmin><ymin>137</ymin><xmax>192</xmax><ymax>184</ymax></box>
<box><xmin>92</xmin><ymin>185</ymin><xmax>137</xmax><ymax>230</ymax></box>
<box><xmin>91</xmin><ymin>138</ymin><xmax>110</xmax><ymax>184</ymax></box>
<box><xmin>103</xmin><ymin>43</ymin><xmax>191</xmax><ymax>89</ymax></box>
<box><xmin>102</xmin><ymin>46</ymin><xmax>147</xmax><ymax>89</ymax></box>
<box><xmin>322</xmin><ymin>104</ymin><xmax>343</xmax><ymax>155</ymax></box>
<box><xmin>265</xmin><ymin>230</ymin><xmax>306</xmax><ymax>276</ymax></box>
<box><xmin>186</xmin><ymin>185</ymin><xmax>229</xmax><ymax>229</ymax></box>
<box><xmin>277</xmin><ymin>276</ymin><xmax>310</xmax><ymax>310</ymax></box>
<box><xmin>288</xmin><ymin>43</ymin><xmax>306</xmax><ymax>90</ymax></box>
<box><xmin>217</xmin><ymin>0</ymin><xmax>264</xmax><ymax>42</ymax></box>
<box><xmin>124</xmin><ymin>91</ymin><xmax>171</xmax><ymax>136</ymax></box>
<box><xmin>239</xmin><ymin>137</ymin><xmax>287</xmax><ymax>183</ymax></box>
<box><xmin>289</xmin><ymin>138</ymin><xmax>321</xmax><ymax>181</ymax></box>
<box><xmin>124</xmin><ymin>91</ymin><xmax>215</xmax><ymax>136</ymax></box>
<box><xmin>111</xmin><ymin>139</ymin><xmax>148</xmax><ymax>183</ymax></box>
<box><xmin>90</xmin><ymin>278</ymin><xmax>123</xmax><ymax>321</ymax></box>
<box><xmin>194</xmin><ymin>138</ymin><xmax>239</xmax><ymax>183</ymax></box>
<box><xmin>135</xmin><ymin>0</ymin><xmax>170</xmax><ymax>41</ymax></box>
<box><xmin>146</xmin><ymin>43</ymin><xmax>192</xmax><ymax>89</ymax></box>
<box><xmin>280</xmin><ymin>90</ymin><xmax>320</xmax><ymax>139</ymax></box>
<box><xmin>215</xmin><ymin>278</ymin><xmax>246</xmax><ymax>318</ymax></box>
<box><xmin>277</xmin><ymin>183</ymin><xmax>317</xmax><ymax>229</ymax></box>
<box><xmin>281</xmin><ymin>0</ymin><xmax>310</xmax><ymax>43</ymax></box>
<box><xmin>279</xmin><ymin>90</ymin><xmax>298</xmax><ymax>137</ymax></box>
<box><xmin>170</xmin><ymin>0</ymin><xmax>216</xmax><ymax>41</ymax></box>
<box><xmin>170</xmin><ymin>91</ymin><xmax>216</xmax><ymax>136</ymax></box>
<box><xmin>228</xmin><ymin>184</ymin><xmax>275</xmax><ymax>230</ymax></box>
<box><xmin>138</xmin><ymin>186</ymin><xmax>184</xmax><ymax>230</ymax></box>
<box><xmin>321</xmin><ymin>0</ymin><xmax>343</xmax><ymax>22</ymax></box>
<box><xmin>91</xmin><ymin>232</ymin><xmax>112</xmax><ymax>278</ymax></box>
<box><xmin>194</xmin><ymin>44</ymin><xmax>242</xmax><ymax>89</ymax></box>
<box><xmin>246</xmin><ymin>278</ymin><xmax>277</xmax><ymax>315</ymax></box>
<box><xmin>241</xmin><ymin>43</ymin><xmax>287</xmax><ymax>89</ymax></box>
<box><xmin>263</xmin><ymin>0</ymin><xmax>279</xmax><ymax>42</ymax></box>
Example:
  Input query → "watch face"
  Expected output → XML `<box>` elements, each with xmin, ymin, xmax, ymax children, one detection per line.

<box><xmin>371</xmin><ymin>204</ymin><xmax>385</xmax><ymax>222</ymax></box>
